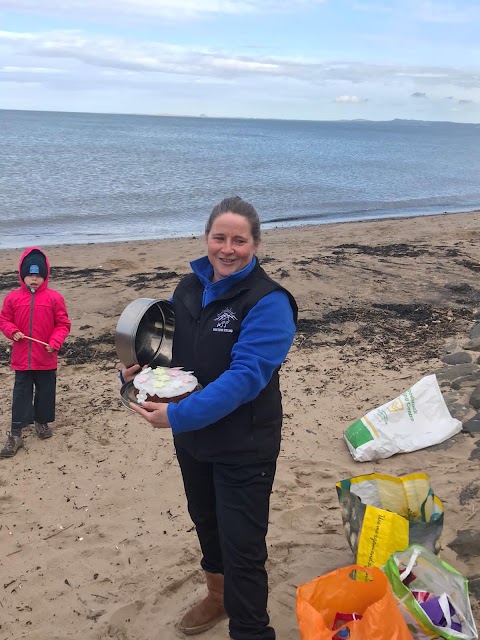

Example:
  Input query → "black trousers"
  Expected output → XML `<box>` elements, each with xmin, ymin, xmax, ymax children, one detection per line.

<box><xmin>11</xmin><ymin>370</ymin><xmax>57</xmax><ymax>436</ymax></box>
<box><xmin>175</xmin><ymin>444</ymin><xmax>277</xmax><ymax>640</ymax></box>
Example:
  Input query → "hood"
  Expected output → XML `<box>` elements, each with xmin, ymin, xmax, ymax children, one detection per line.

<box><xmin>18</xmin><ymin>247</ymin><xmax>50</xmax><ymax>293</ymax></box>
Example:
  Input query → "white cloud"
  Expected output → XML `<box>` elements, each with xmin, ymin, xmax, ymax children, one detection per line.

<box><xmin>335</xmin><ymin>95</ymin><xmax>366</xmax><ymax>103</ymax></box>
<box><xmin>415</xmin><ymin>0</ymin><xmax>480</xmax><ymax>24</ymax></box>
<box><xmin>396</xmin><ymin>72</ymin><xmax>448</xmax><ymax>79</ymax></box>
<box><xmin>352</xmin><ymin>2</ymin><xmax>394</xmax><ymax>14</ymax></box>
<box><xmin>353</xmin><ymin>0</ymin><xmax>480</xmax><ymax>24</ymax></box>
<box><xmin>0</xmin><ymin>0</ymin><xmax>327</xmax><ymax>20</ymax></box>
<box><xmin>0</xmin><ymin>29</ymin><xmax>479</xmax><ymax>94</ymax></box>
<box><xmin>2</xmin><ymin>65</ymin><xmax>65</xmax><ymax>74</ymax></box>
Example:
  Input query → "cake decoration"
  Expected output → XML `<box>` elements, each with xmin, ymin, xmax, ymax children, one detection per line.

<box><xmin>133</xmin><ymin>366</ymin><xmax>198</xmax><ymax>404</ymax></box>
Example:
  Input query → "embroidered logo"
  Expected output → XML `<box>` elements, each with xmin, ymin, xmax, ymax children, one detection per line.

<box><xmin>213</xmin><ymin>308</ymin><xmax>237</xmax><ymax>333</ymax></box>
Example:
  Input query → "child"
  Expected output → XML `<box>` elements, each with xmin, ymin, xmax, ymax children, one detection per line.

<box><xmin>0</xmin><ymin>247</ymin><xmax>71</xmax><ymax>458</ymax></box>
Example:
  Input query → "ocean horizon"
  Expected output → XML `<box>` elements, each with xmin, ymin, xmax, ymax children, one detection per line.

<box><xmin>3</xmin><ymin>108</ymin><xmax>480</xmax><ymax>125</ymax></box>
<box><xmin>1</xmin><ymin>109</ymin><xmax>479</xmax><ymax>250</ymax></box>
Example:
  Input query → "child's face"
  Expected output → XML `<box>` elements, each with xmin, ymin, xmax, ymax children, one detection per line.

<box><xmin>24</xmin><ymin>274</ymin><xmax>45</xmax><ymax>290</ymax></box>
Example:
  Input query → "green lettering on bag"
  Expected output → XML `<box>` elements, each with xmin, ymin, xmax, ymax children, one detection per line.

<box><xmin>346</xmin><ymin>419</ymin><xmax>374</xmax><ymax>448</ymax></box>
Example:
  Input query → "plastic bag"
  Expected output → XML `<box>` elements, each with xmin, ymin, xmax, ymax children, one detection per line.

<box><xmin>336</xmin><ymin>472</ymin><xmax>444</xmax><ymax>569</ymax></box>
<box><xmin>296</xmin><ymin>564</ymin><xmax>414</xmax><ymax>639</ymax></box>
<box><xmin>383</xmin><ymin>545</ymin><xmax>478</xmax><ymax>640</ymax></box>
<box><xmin>344</xmin><ymin>374</ymin><xmax>461</xmax><ymax>462</ymax></box>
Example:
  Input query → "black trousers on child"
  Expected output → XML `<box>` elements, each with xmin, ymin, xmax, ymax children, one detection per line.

<box><xmin>11</xmin><ymin>370</ymin><xmax>57</xmax><ymax>436</ymax></box>
<box><xmin>175</xmin><ymin>444</ymin><xmax>277</xmax><ymax>640</ymax></box>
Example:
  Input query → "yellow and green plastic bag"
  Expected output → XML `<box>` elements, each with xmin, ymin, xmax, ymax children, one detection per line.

<box><xmin>336</xmin><ymin>472</ymin><xmax>443</xmax><ymax>569</ymax></box>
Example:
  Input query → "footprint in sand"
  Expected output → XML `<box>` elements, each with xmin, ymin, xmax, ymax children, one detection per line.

<box><xmin>108</xmin><ymin>600</ymin><xmax>145</xmax><ymax>635</ymax></box>
<box><xmin>277</xmin><ymin>504</ymin><xmax>324</xmax><ymax>532</ymax></box>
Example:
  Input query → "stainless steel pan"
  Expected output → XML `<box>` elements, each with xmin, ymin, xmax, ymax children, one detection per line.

<box><xmin>115</xmin><ymin>298</ymin><xmax>174</xmax><ymax>368</ymax></box>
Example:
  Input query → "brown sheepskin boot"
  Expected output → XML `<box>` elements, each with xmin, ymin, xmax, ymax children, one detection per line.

<box><xmin>179</xmin><ymin>571</ymin><xmax>226</xmax><ymax>635</ymax></box>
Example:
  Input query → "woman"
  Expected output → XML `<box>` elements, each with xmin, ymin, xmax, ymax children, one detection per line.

<box><xmin>122</xmin><ymin>196</ymin><xmax>297</xmax><ymax>640</ymax></box>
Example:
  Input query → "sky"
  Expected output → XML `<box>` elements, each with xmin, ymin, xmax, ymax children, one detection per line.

<box><xmin>0</xmin><ymin>0</ymin><xmax>479</xmax><ymax>122</ymax></box>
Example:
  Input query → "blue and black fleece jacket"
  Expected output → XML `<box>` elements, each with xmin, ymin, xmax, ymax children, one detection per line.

<box><xmin>167</xmin><ymin>255</ymin><xmax>297</xmax><ymax>459</ymax></box>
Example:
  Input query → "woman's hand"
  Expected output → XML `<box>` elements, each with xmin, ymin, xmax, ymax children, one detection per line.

<box><xmin>120</xmin><ymin>363</ymin><xmax>142</xmax><ymax>383</ymax></box>
<box><xmin>129</xmin><ymin>401</ymin><xmax>171</xmax><ymax>429</ymax></box>
<box><xmin>13</xmin><ymin>331</ymin><xmax>24</xmax><ymax>341</ymax></box>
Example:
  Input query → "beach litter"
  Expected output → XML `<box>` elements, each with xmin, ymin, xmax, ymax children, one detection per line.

<box><xmin>344</xmin><ymin>374</ymin><xmax>462</xmax><ymax>462</ymax></box>
<box><xmin>383</xmin><ymin>545</ymin><xmax>478</xmax><ymax>639</ymax></box>
<box><xmin>296</xmin><ymin>565</ymin><xmax>413</xmax><ymax>639</ymax></box>
<box><xmin>336</xmin><ymin>473</ymin><xmax>444</xmax><ymax>569</ymax></box>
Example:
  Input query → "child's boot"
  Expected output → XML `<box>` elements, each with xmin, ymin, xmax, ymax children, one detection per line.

<box><xmin>35</xmin><ymin>422</ymin><xmax>52</xmax><ymax>439</ymax></box>
<box><xmin>0</xmin><ymin>432</ymin><xmax>24</xmax><ymax>458</ymax></box>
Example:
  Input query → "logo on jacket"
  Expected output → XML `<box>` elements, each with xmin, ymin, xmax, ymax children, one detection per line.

<box><xmin>213</xmin><ymin>308</ymin><xmax>237</xmax><ymax>333</ymax></box>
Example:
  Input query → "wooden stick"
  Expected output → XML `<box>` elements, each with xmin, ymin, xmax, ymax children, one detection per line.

<box><xmin>23</xmin><ymin>335</ymin><xmax>49</xmax><ymax>347</ymax></box>
<box><xmin>43</xmin><ymin>523</ymin><xmax>75</xmax><ymax>540</ymax></box>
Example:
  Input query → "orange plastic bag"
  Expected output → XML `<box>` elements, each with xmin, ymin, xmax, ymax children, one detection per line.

<box><xmin>296</xmin><ymin>565</ymin><xmax>413</xmax><ymax>640</ymax></box>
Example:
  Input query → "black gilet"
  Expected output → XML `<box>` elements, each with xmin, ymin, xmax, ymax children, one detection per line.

<box><xmin>171</xmin><ymin>259</ymin><xmax>298</xmax><ymax>462</ymax></box>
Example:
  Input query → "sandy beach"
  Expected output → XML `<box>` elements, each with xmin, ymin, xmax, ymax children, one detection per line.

<box><xmin>1</xmin><ymin>211</ymin><xmax>479</xmax><ymax>640</ymax></box>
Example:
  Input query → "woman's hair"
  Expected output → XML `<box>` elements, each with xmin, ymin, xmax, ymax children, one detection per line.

<box><xmin>205</xmin><ymin>196</ymin><xmax>261</xmax><ymax>243</ymax></box>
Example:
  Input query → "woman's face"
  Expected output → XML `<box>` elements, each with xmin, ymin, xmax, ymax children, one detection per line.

<box><xmin>206</xmin><ymin>212</ymin><xmax>260</xmax><ymax>282</ymax></box>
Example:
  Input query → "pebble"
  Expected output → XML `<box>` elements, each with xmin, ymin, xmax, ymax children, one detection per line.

<box><xmin>432</xmin><ymin>321</ymin><xmax>480</xmax><ymax>432</ymax></box>
<box><xmin>470</xmin><ymin>324</ymin><xmax>480</xmax><ymax>339</ymax></box>
<box><xmin>464</xmin><ymin>337</ymin><xmax>480</xmax><ymax>351</ymax></box>
<box><xmin>441</xmin><ymin>351</ymin><xmax>472</xmax><ymax>365</ymax></box>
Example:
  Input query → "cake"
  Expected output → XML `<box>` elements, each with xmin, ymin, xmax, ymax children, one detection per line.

<box><xmin>133</xmin><ymin>366</ymin><xmax>198</xmax><ymax>404</ymax></box>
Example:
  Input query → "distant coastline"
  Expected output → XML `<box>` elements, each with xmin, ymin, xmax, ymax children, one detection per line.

<box><xmin>1</xmin><ymin>108</ymin><xmax>478</xmax><ymax>126</ymax></box>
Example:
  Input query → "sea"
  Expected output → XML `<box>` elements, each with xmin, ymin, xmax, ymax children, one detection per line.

<box><xmin>1</xmin><ymin>109</ymin><xmax>479</xmax><ymax>250</ymax></box>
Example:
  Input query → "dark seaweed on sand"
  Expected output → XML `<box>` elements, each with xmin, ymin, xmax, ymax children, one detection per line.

<box><xmin>0</xmin><ymin>267</ymin><xmax>116</xmax><ymax>291</ymax></box>
<box><xmin>50</xmin><ymin>267</ymin><xmax>117</xmax><ymax>281</ymax></box>
<box><xmin>0</xmin><ymin>334</ymin><xmax>117</xmax><ymax>367</ymax></box>
<box><xmin>126</xmin><ymin>271</ymin><xmax>179</xmax><ymax>291</ymax></box>
<box><xmin>0</xmin><ymin>333</ymin><xmax>117</xmax><ymax>368</ymax></box>
<box><xmin>0</xmin><ymin>272</ymin><xmax>18</xmax><ymax>291</ymax></box>
<box><xmin>334</xmin><ymin>243</ymin><xmax>433</xmax><ymax>258</ymax></box>
<box><xmin>296</xmin><ymin>303</ymin><xmax>472</xmax><ymax>365</ymax></box>
<box><xmin>61</xmin><ymin>333</ymin><xmax>116</xmax><ymax>366</ymax></box>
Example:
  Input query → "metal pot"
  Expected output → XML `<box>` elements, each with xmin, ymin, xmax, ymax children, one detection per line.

<box><xmin>115</xmin><ymin>298</ymin><xmax>175</xmax><ymax>368</ymax></box>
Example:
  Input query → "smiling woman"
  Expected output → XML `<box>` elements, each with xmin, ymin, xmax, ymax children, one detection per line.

<box><xmin>206</xmin><ymin>200</ymin><xmax>261</xmax><ymax>282</ymax></box>
<box><xmin>120</xmin><ymin>195</ymin><xmax>298</xmax><ymax>639</ymax></box>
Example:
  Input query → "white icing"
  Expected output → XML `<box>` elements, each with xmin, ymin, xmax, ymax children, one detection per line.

<box><xmin>133</xmin><ymin>366</ymin><xmax>198</xmax><ymax>404</ymax></box>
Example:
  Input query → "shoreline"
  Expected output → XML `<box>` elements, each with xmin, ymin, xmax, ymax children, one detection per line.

<box><xmin>1</xmin><ymin>207</ymin><xmax>479</xmax><ymax>253</ymax></box>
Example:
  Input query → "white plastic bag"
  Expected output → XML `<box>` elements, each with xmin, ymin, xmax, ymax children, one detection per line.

<box><xmin>344</xmin><ymin>374</ymin><xmax>462</xmax><ymax>462</ymax></box>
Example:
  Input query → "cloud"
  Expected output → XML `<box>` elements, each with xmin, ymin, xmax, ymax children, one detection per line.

<box><xmin>352</xmin><ymin>2</ymin><xmax>394</xmax><ymax>14</ymax></box>
<box><xmin>2</xmin><ymin>65</ymin><xmax>65</xmax><ymax>74</ymax></box>
<box><xmin>0</xmin><ymin>29</ymin><xmax>479</xmax><ymax>93</ymax></box>
<box><xmin>335</xmin><ymin>95</ymin><xmax>367</xmax><ymax>103</ymax></box>
<box><xmin>0</xmin><ymin>0</ymin><xmax>327</xmax><ymax>21</ymax></box>
<box><xmin>443</xmin><ymin>96</ymin><xmax>475</xmax><ymax>104</ymax></box>
<box><xmin>415</xmin><ymin>0</ymin><xmax>480</xmax><ymax>24</ymax></box>
<box><xmin>353</xmin><ymin>0</ymin><xmax>480</xmax><ymax>24</ymax></box>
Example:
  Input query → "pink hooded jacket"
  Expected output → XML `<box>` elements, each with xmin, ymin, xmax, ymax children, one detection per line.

<box><xmin>0</xmin><ymin>247</ymin><xmax>71</xmax><ymax>371</ymax></box>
